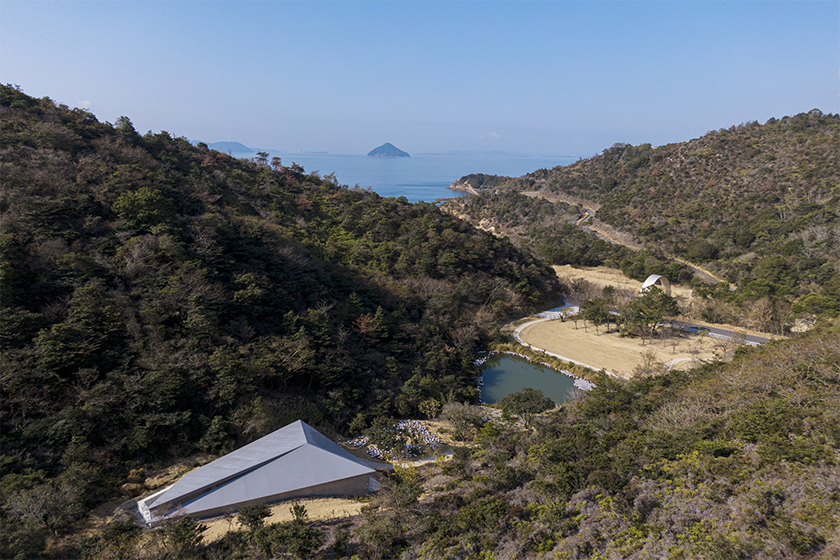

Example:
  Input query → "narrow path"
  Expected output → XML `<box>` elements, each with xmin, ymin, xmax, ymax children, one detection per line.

<box><xmin>523</xmin><ymin>190</ymin><xmax>729</xmax><ymax>286</ymax></box>
<box><xmin>663</xmin><ymin>358</ymin><xmax>696</xmax><ymax>370</ymax></box>
<box><xmin>576</xmin><ymin>208</ymin><xmax>594</xmax><ymax>226</ymax></box>
<box><xmin>669</xmin><ymin>256</ymin><xmax>728</xmax><ymax>285</ymax></box>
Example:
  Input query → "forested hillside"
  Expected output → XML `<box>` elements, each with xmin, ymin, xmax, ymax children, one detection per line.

<box><xmin>3</xmin><ymin>86</ymin><xmax>839</xmax><ymax>560</ymax></box>
<box><xmin>0</xmin><ymin>85</ymin><xmax>560</xmax><ymax>556</ymax></box>
<box><xmin>354</xmin><ymin>326</ymin><xmax>840</xmax><ymax>560</ymax></box>
<box><xmin>448</xmin><ymin>191</ymin><xmax>693</xmax><ymax>285</ymax></box>
<box><xmin>445</xmin><ymin>111</ymin><xmax>840</xmax><ymax>330</ymax></box>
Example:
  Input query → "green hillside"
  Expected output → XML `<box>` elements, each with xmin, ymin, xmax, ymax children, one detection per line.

<box><xmin>2</xmin><ymin>86</ymin><xmax>838</xmax><ymax>560</ymax></box>
<box><xmin>445</xmin><ymin>111</ymin><xmax>840</xmax><ymax>331</ymax></box>
<box><xmin>0</xmin><ymin>85</ymin><xmax>559</xmax><ymax>556</ymax></box>
<box><xmin>356</xmin><ymin>327</ymin><xmax>840</xmax><ymax>560</ymax></box>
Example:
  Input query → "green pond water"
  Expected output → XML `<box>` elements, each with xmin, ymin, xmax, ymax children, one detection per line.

<box><xmin>480</xmin><ymin>354</ymin><xmax>578</xmax><ymax>405</ymax></box>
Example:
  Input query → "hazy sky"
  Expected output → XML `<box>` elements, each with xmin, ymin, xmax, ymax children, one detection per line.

<box><xmin>2</xmin><ymin>1</ymin><xmax>837</xmax><ymax>157</ymax></box>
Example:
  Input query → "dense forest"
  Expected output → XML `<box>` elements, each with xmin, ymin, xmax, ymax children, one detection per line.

<box><xmin>445</xmin><ymin>111</ymin><xmax>840</xmax><ymax>331</ymax></box>
<box><xmin>0</xmin><ymin>85</ymin><xmax>560</xmax><ymax>557</ymax></box>
<box><xmin>2</xmin><ymin>85</ymin><xmax>838</xmax><ymax>560</ymax></box>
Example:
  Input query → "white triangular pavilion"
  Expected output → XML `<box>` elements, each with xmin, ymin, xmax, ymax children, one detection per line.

<box><xmin>138</xmin><ymin>420</ymin><xmax>381</xmax><ymax>525</ymax></box>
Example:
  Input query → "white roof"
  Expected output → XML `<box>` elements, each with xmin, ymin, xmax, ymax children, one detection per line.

<box><xmin>640</xmin><ymin>274</ymin><xmax>671</xmax><ymax>296</ymax></box>
<box><xmin>140</xmin><ymin>420</ymin><xmax>377</xmax><ymax>522</ymax></box>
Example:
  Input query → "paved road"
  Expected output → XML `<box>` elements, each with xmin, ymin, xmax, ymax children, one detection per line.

<box><xmin>543</xmin><ymin>297</ymin><xmax>772</xmax><ymax>346</ymax></box>
<box><xmin>666</xmin><ymin>320</ymin><xmax>770</xmax><ymax>346</ymax></box>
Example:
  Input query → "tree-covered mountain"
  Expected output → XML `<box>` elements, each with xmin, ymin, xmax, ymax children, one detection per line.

<box><xmin>197</xmin><ymin>141</ymin><xmax>254</xmax><ymax>155</ymax></box>
<box><xmin>0</xmin><ymin>85</ymin><xmax>561</xmax><ymax>555</ymax></box>
<box><xmin>445</xmin><ymin>111</ymin><xmax>840</xmax><ymax>330</ymax></box>
<box><xmin>367</xmin><ymin>143</ymin><xmax>410</xmax><ymax>158</ymax></box>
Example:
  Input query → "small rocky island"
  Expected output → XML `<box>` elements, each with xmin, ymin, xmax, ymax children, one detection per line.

<box><xmin>367</xmin><ymin>142</ymin><xmax>410</xmax><ymax>158</ymax></box>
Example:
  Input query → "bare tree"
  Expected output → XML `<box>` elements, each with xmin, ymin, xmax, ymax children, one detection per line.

<box><xmin>632</xmin><ymin>349</ymin><xmax>668</xmax><ymax>379</ymax></box>
<box><xmin>659</xmin><ymin>327</ymin><xmax>682</xmax><ymax>354</ymax></box>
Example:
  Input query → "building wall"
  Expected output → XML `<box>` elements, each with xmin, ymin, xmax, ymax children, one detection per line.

<box><xmin>163</xmin><ymin>473</ymin><xmax>373</xmax><ymax>523</ymax></box>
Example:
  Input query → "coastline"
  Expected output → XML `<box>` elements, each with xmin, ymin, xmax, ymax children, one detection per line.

<box><xmin>446</xmin><ymin>181</ymin><xmax>480</xmax><ymax>195</ymax></box>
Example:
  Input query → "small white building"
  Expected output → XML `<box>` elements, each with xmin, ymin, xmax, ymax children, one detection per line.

<box><xmin>640</xmin><ymin>274</ymin><xmax>671</xmax><ymax>296</ymax></box>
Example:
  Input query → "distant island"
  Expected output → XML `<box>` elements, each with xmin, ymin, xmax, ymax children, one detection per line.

<box><xmin>367</xmin><ymin>142</ymin><xmax>410</xmax><ymax>158</ymax></box>
<box><xmin>199</xmin><ymin>141</ymin><xmax>254</xmax><ymax>154</ymax></box>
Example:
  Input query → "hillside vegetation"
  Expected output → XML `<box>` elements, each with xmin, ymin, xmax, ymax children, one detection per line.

<box><xmin>2</xmin><ymin>86</ymin><xmax>838</xmax><ymax>560</ymax></box>
<box><xmin>353</xmin><ymin>327</ymin><xmax>840</xmax><ymax>560</ymax></box>
<box><xmin>0</xmin><ymin>85</ymin><xmax>560</xmax><ymax>557</ymax></box>
<box><xmin>445</xmin><ymin>111</ymin><xmax>840</xmax><ymax>332</ymax></box>
<box><xmin>44</xmin><ymin>328</ymin><xmax>840</xmax><ymax>560</ymax></box>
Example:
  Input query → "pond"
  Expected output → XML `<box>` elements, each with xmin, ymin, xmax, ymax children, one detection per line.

<box><xmin>480</xmin><ymin>354</ymin><xmax>579</xmax><ymax>406</ymax></box>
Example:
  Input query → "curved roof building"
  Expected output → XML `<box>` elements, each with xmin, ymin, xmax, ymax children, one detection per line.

<box><xmin>640</xmin><ymin>274</ymin><xmax>671</xmax><ymax>296</ymax></box>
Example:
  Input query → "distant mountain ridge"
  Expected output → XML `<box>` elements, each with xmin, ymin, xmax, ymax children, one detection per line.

<box><xmin>368</xmin><ymin>142</ymin><xmax>410</xmax><ymax>158</ymax></box>
<box><xmin>195</xmin><ymin>141</ymin><xmax>254</xmax><ymax>154</ymax></box>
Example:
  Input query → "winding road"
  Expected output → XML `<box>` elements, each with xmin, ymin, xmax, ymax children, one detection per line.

<box><xmin>664</xmin><ymin>320</ymin><xmax>770</xmax><ymax>346</ymax></box>
<box><xmin>522</xmin><ymin>190</ymin><xmax>729</xmax><ymax>285</ymax></box>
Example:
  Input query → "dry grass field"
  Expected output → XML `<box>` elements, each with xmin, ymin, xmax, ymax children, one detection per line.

<box><xmin>553</xmin><ymin>264</ymin><xmax>695</xmax><ymax>304</ymax></box>
<box><xmin>520</xmin><ymin>265</ymin><xmax>779</xmax><ymax>377</ymax></box>
<box><xmin>517</xmin><ymin>318</ymin><xmax>725</xmax><ymax>378</ymax></box>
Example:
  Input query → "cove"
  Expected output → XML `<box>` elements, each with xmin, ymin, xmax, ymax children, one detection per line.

<box><xmin>480</xmin><ymin>354</ymin><xmax>578</xmax><ymax>406</ymax></box>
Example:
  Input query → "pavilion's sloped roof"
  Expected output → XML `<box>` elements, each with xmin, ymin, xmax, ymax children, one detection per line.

<box><xmin>176</xmin><ymin>443</ymin><xmax>374</xmax><ymax>516</ymax></box>
<box><xmin>145</xmin><ymin>420</ymin><xmax>374</xmax><ymax>515</ymax></box>
<box><xmin>298</xmin><ymin>420</ymin><xmax>368</xmax><ymax>464</ymax></box>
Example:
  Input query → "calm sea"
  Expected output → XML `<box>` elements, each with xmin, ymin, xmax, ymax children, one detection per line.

<box><xmin>241</xmin><ymin>153</ymin><xmax>577</xmax><ymax>203</ymax></box>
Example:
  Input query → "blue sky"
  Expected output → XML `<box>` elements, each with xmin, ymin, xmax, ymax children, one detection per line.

<box><xmin>1</xmin><ymin>1</ymin><xmax>837</xmax><ymax>157</ymax></box>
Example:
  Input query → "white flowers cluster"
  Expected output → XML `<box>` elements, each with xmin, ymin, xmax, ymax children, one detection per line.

<box><xmin>366</xmin><ymin>444</ymin><xmax>387</xmax><ymax>460</ymax></box>
<box><xmin>341</xmin><ymin>420</ymin><xmax>442</xmax><ymax>461</ymax></box>
<box><xmin>395</xmin><ymin>419</ymin><xmax>441</xmax><ymax>449</ymax></box>
<box><xmin>342</xmin><ymin>435</ymin><xmax>370</xmax><ymax>447</ymax></box>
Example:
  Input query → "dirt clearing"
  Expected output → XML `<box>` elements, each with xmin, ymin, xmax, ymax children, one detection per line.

<box><xmin>551</xmin><ymin>265</ymin><xmax>778</xmax><ymax>340</ymax></box>
<box><xmin>553</xmin><ymin>264</ymin><xmax>695</xmax><ymax>303</ymax></box>
<box><xmin>518</xmin><ymin>265</ymin><xmax>777</xmax><ymax>376</ymax></box>
<box><xmin>201</xmin><ymin>497</ymin><xmax>366</xmax><ymax>543</ymax></box>
<box><xmin>518</xmin><ymin>318</ymin><xmax>727</xmax><ymax>377</ymax></box>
